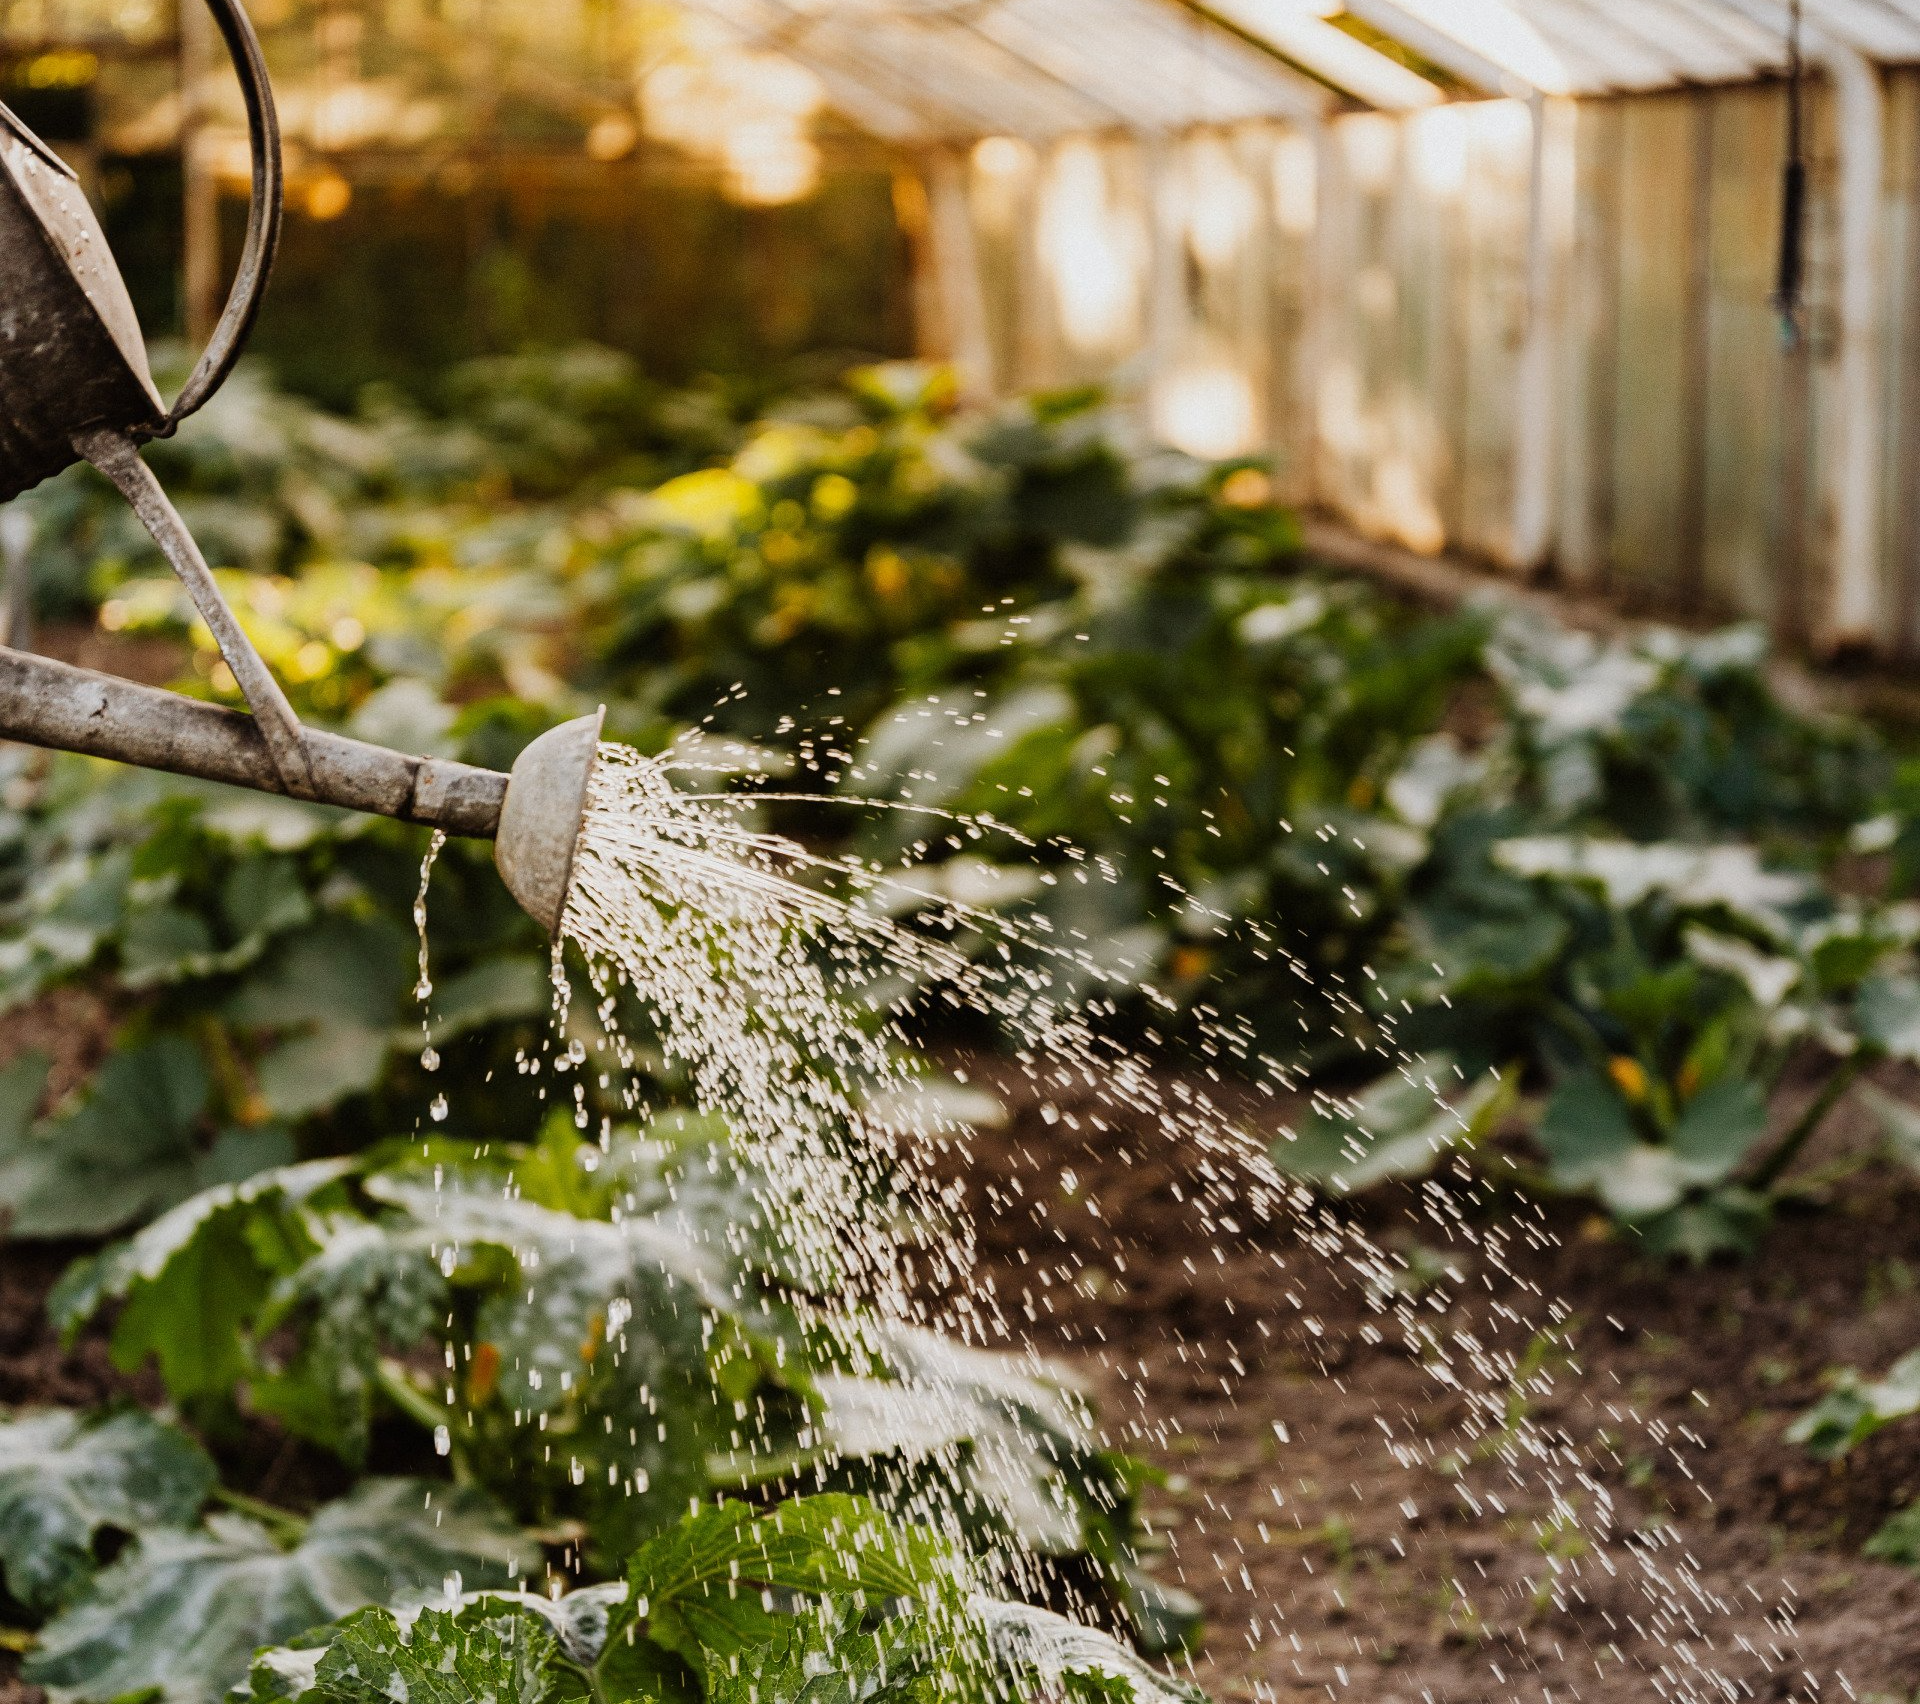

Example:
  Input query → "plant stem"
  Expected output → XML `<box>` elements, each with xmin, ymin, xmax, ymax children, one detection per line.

<box><xmin>1746</xmin><ymin>1056</ymin><xmax>1867</xmax><ymax>1192</ymax></box>
<box><xmin>374</xmin><ymin>1357</ymin><xmax>474</xmax><ymax>1485</ymax></box>
<box><xmin>211</xmin><ymin>1486</ymin><xmax>308</xmax><ymax>1544</ymax></box>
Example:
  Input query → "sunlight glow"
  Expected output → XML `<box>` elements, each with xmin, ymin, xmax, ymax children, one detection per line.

<box><xmin>1153</xmin><ymin>350</ymin><xmax>1259</xmax><ymax>460</ymax></box>
<box><xmin>643</xmin><ymin>47</ymin><xmax>825</xmax><ymax>206</ymax></box>
<box><xmin>1038</xmin><ymin>140</ymin><xmax>1144</xmax><ymax>353</ymax></box>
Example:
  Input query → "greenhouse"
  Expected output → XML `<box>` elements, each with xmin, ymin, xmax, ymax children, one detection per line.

<box><xmin>10</xmin><ymin>0</ymin><xmax>1920</xmax><ymax>647</ymax></box>
<box><xmin>4</xmin><ymin>1</ymin><xmax>1920</xmax><ymax>1703</ymax></box>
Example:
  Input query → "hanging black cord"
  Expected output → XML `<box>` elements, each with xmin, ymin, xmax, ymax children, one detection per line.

<box><xmin>1775</xmin><ymin>0</ymin><xmax>1807</xmax><ymax>341</ymax></box>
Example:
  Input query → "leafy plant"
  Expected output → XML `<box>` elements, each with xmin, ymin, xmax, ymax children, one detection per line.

<box><xmin>51</xmin><ymin>1120</ymin><xmax>1182</xmax><ymax>1641</ymax></box>
<box><xmin>25</xmin><ymin>1478</ymin><xmax>528</xmax><ymax>1704</ymax></box>
<box><xmin>1787</xmin><ymin>1350</ymin><xmax>1920</xmax><ymax>1461</ymax></box>
<box><xmin>238</xmin><ymin>1495</ymin><xmax>1200</xmax><ymax>1704</ymax></box>
<box><xmin>1270</xmin><ymin>1053</ymin><xmax>1511</xmax><ymax>1194</ymax></box>
<box><xmin>0</xmin><ymin>1408</ymin><xmax>215</xmax><ymax>1613</ymax></box>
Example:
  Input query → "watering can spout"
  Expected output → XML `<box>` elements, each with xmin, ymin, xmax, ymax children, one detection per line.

<box><xmin>494</xmin><ymin>708</ymin><xmax>604</xmax><ymax>935</ymax></box>
<box><xmin>0</xmin><ymin>646</ymin><xmax>602</xmax><ymax>934</ymax></box>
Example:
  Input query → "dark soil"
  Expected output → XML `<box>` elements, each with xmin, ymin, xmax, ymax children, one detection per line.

<box><xmin>939</xmin><ymin>1056</ymin><xmax>1920</xmax><ymax>1704</ymax></box>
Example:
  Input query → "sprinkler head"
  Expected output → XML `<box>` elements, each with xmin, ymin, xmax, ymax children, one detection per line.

<box><xmin>493</xmin><ymin>706</ymin><xmax>605</xmax><ymax>936</ymax></box>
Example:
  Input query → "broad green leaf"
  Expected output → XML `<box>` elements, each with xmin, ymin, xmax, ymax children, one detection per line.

<box><xmin>119</xmin><ymin>905</ymin><xmax>217</xmax><ymax>989</ymax></box>
<box><xmin>1667</xmin><ymin>1078</ymin><xmax>1769</xmax><ymax>1185</ymax></box>
<box><xmin>235</xmin><ymin>919</ymin><xmax>414</xmax><ymax>1119</ymax></box>
<box><xmin>49</xmin><ymin>1161</ymin><xmax>352</xmax><ymax>1403</ymax></box>
<box><xmin>1860</xmin><ymin>1083</ymin><xmax>1920</xmax><ymax>1176</ymax></box>
<box><xmin>1492</xmin><ymin>837</ymin><xmax>1809</xmax><ymax>926</ymax></box>
<box><xmin>1856</xmin><ymin>975</ymin><xmax>1920</xmax><ymax>1062</ymax></box>
<box><xmin>27</xmin><ymin>1480</ymin><xmax>529</xmax><ymax>1704</ymax></box>
<box><xmin>230</xmin><ymin>919</ymin><xmax>410</xmax><ymax>1033</ymax></box>
<box><xmin>1629</xmin><ymin>1188</ymin><xmax>1769</xmax><ymax>1263</ymax></box>
<box><xmin>1682</xmin><ymin>928</ymin><xmax>1800</xmax><ymax>1010</ymax></box>
<box><xmin>628</xmin><ymin>1496</ymin><xmax>954</xmax><ymax>1675</ymax></box>
<box><xmin>256</xmin><ymin>1026</ymin><xmax>393</xmax><ymax>1121</ymax></box>
<box><xmin>1588</xmin><ymin>1147</ymin><xmax>1691</xmax><ymax>1220</ymax></box>
<box><xmin>300</xmin><ymin>1603</ymin><xmax>570</xmax><ymax>1704</ymax></box>
<box><xmin>1864</xmin><ymin>1502</ymin><xmax>1920</xmax><ymax>1570</ymax></box>
<box><xmin>1787</xmin><ymin>1350</ymin><xmax>1920</xmax><ymax>1460</ymax></box>
<box><xmin>250</xmin><ymin>1215</ymin><xmax>450</xmax><ymax>1464</ymax></box>
<box><xmin>0</xmin><ymin>1038</ymin><xmax>209</xmax><ymax>1239</ymax></box>
<box><xmin>0</xmin><ymin>1048</ymin><xmax>49</xmax><ymax>1143</ymax></box>
<box><xmin>705</xmin><ymin>1597</ymin><xmax>948</xmax><ymax>1704</ymax></box>
<box><xmin>419</xmin><ymin>956</ymin><xmax>552</xmax><ymax>1048</ymax></box>
<box><xmin>1273</xmin><ymin>1057</ymin><xmax>1509</xmax><ymax>1195</ymax></box>
<box><xmin>974</xmin><ymin>1597</ymin><xmax>1206</xmax><ymax>1704</ymax></box>
<box><xmin>0</xmin><ymin>1409</ymin><xmax>215</xmax><ymax>1612</ymax></box>
<box><xmin>1535</xmin><ymin>1075</ymin><xmax>1638</xmax><ymax>1190</ymax></box>
<box><xmin>722</xmin><ymin>1327</ymin><xmax>1104</xmax><ymax>1558</ymax></box>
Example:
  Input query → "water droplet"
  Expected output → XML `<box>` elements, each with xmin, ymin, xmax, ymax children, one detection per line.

<box><xmin>421</xmin><ymin>1046</ymin><xmax>441</xmax><ymax>1072</ymax></box>
<box><xmin>434</xmin><ymin>1424</ymin><xmax>451</xmax><ymax>1456</ymax></box>
<box><xmin>429</xmin><ymin>1094</ymin><xmax>448</xmax><ymax>1122</ymax></box>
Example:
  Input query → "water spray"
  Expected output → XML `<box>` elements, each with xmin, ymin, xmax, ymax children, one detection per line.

<box><xmin>0</xmin><ymin>0</ymin><xmax>599</xmax><ymax>932</ymax></box>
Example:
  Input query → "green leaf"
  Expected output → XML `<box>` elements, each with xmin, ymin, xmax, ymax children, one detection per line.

<box><xmin>301</xmin><ymin>1603</ymin><xmax>572</xmax><ymax>1704</ymax></box>
<box><xmin>728</xmin><ymin>1337</ymin><xmax>1095</xmax><ymax>1556</ymax></box>
<box><xmin>0</xmin><ymin>1038</ymin><xmax>209</xmax><ymax>1239</ymax></box>
<box><xmin>256</xmin><ymin>1027</ymin><xmax>393</xmax><ymax>1121</ymax></box>
<box><xmin>1786</xmin><ymin>1350</ymin><xmax>1920</xmax><ymax>1460</ymax></box>
<box><xmin>26</xmin><ymin>1480</ymin><xmax>529</xmax><ymax>1704</ymax></box>
<box><xmin>1492</xmin><ymin>837</ymin><xmax>1808</xmax><ymax>927</ymax></box>
<box><xmin>974</xmin><ymin>1597</ymin><xmax>1206</xmax><ymax>1704</ymax></box>
<box><xmin>1667</xmin><ymin>1078</ymin><xmax>1769</xmax><ymax>1185</ymax></box>
<box><xmin>1863</xmin><ymin>1502</ymin><xmax>1920</xmax><ymax>1570</ymax></box>
<box><xmin>419</xmin><ymin>956</ymin><xmax>552</xmax><ymax>1048</ymax></box>
<box><xmin>1535</xmin><ymin>1075</ymin><xmax>1638</xmax><ymax>1191</ymax></box>
<box><xmin>1856</xmin><ymin>975</ymin><xmax>1920</xmax><ymax>1062</ymax></box>
<box><xmin>250</xmin><ymin>1214</ymin><xmax>450</xmax><ymax>1465</ymax></box>
<box><xmin>1859</xmin><ymin>1083</ymin><xmax>1920</xmax><ymax>1176</ymax></box>
<box><xmin>49</xmin><ymin>1161</ymin><xmax>351</xmax><ymax>1405</ymax></box>
<box><xmin>0</xmin><ymin>1048</ymin><xmax>49</xmax><ymax>1143</ymax></box>
<box><xmin>705</xmin><ymin>1597</ymin><xmax>947</xmax><ymax>1704</ymax></box>
<box><xmin>1273</xmin><ymin>1057</ymin><xmax>1509</xmax><ymax>1195</ymax></box>
<box><xmin>1627</xmin><ymin>1188</ymin><xmax>1769</xmax><ymax>1262</ymax></box>
<box><xmin>0</xmin><ymin>1409</ymin><xmax>215</xmax><ymax>1613</ymax></box>
<box><xmin>627</xmin><ymin>1496</ymin><xmax>953</xmax><ymax>1676</ymax></box>
<box><xmin>235</xmin><ymin>918</ymin><xmax>414</xmax><ymax>1120</ymax></box>
<box><xmin>119</xmin><ymin>906</ymin><xmax>217</xmax><ymax>989</ymax></box>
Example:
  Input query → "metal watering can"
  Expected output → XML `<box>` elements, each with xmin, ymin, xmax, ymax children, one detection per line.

<box><xmin>0</xmin><ymin>0</ymin><xmax>598</xmax><ymax>933</ymax></box>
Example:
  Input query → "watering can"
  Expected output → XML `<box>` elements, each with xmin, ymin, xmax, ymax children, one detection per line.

<box><xmin>0</xmin><ymin>0</ymin><xmax>598</xmax><ymax>933</ymax></box>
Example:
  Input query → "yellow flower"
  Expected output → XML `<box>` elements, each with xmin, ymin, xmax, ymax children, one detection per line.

<box><xmin>1169</xmin><ymin>946</ymin><xmax>1214</xmax><ymax>982</ymax></box>
<box><xmin>866</xmin><ymin>547</ymin><xmax>910</xmax><ymax>600</ymax></box>
<box><xmin>1607</xmin><ymin>1056</ymin><xmax>1649</xmax><ymax>1103</ymax></box>
<box><xmin>811</xmin><ymin>473</ymin><xmax>859</xmax><ymax>520</ymax></box>
<box><xmin>467</xmin><ymin>1342</ymin><xmax>500</xmax><ymax>1405</ymax></box>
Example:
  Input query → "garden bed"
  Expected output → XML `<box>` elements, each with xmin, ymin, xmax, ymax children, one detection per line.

<box><xmin>6</xmin><ymin>1030</ymin><xmax>1920</xmax><ymax>1702</ymax></box>
<box><xmin>939</xmin><ymin>1055</ymin><xmax>1920</xmax><ymax>1703</ymax></box>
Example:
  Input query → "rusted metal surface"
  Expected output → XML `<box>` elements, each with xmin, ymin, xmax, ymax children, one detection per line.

<box><xmin>0</xmin><ymin>645</ymin><xmax>606</xmax><ymax>933</ymax></box>
<box><xmin>0</xmin><ymin>106</ymin><xmax>164</xmax><ymax>502</ymax></box>
<box><xmin>0</xmin><ymin>0</ymin><xmax>280</xmax><ymax>502</ymax></box>
<box><xmin>76</xmin><ymin>426</ymin><xmax>316</xmax><ymax>798</ymax></box>
<box><xmin>0</xmin><ymin>645</ymin><xmax>508</xmax><ymax>837</ymax></box>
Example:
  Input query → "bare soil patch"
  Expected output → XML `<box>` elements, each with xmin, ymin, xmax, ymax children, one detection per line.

<box><xmin>942</xmin><ymin>1055</ymin><xmax>1920</xmax><ymax>1704</ymax></box>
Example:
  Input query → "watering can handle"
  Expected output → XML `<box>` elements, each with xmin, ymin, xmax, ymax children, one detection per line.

<box><xmin>156</xmin><ymin>0</ymin><xmax>282</xmax><ymax>434</ymax></box>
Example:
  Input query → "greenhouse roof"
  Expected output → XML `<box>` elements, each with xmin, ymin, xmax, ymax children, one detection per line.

<box><xmin>667</xmin><ymin>0</ymin><xmax>1920</xmax><ymax>140</ymax></box>
<box><xmin>7</xmin><ymin>0</ymin><xmax>1920</xmax><ymax>164</ymax></box>
<box><xmin>672</xmin><ymin>0</ymin><xmax>1336</xmax><ymax>139</ymax></box>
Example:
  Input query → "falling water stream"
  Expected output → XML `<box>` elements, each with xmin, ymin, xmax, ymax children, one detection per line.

<box><xmin>419</xmin><ymin>725</ymin><xmax>1825</xmax><ymax>1704</ymax></box>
